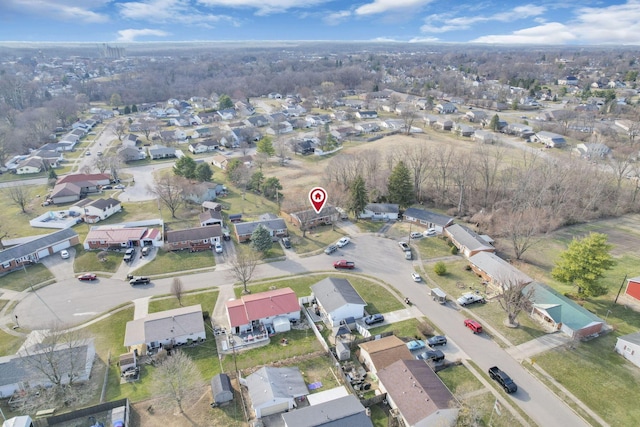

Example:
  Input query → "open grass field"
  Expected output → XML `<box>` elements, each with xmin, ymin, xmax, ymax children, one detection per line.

<box><xmin>132</xmin><ymin>249</ymin><xmax>216</xmax><ymax>276</ymax></box>
<box><xmin>73</xmin><ymin>244</ymin><xmax>122</xmax><ymax>273</ymax></box>
<box><xmin>148</xmin><ymin>289</ymin><xmax>219</xmax><ymax>315</ymax></box>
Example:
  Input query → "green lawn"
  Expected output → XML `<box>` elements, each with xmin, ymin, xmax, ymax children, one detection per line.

<box><xmin>437</xmin><ymin>364</ymin><xmax>484</xmax><ymax>393</ymax></box>
<box><xmin>0</xmin><ymin>263</ymin><xmax>54</xmax><ymax>292</ymax></box>
<box><xmin>368</xmin><ymin>318</ymin><xmax>426</xmax><ymax>340</ymax></box>
<box><xmin>354</xmin><ymin>220</ymin><xmax>387</xmax><ymax>234</ymax></box>
<box><xmin>286</xmin><ymin>224</ymin><xmax>348</xmax><ymax>255</ymax></box>
<box><xmin>415</xmin><ymin>235</ymin><xmax>456</xmax><ymax>259</ymax></box>
<box><xmin>74</xmin><ymin>245</ymin><xmax>123</xmax><ymax>273</ymax></box>
<box><xmin>0</xmin><ymin>329</ymin><xmax>25</xmax><ymax>357</ymax></box>
<box><xmin>148</xmin><ymin>290</ymin><xmax>219</xmax><ymax>316</ymax></box>
<box><xmin>132</xmin><ymin>249</ymin><xmax>216</xmax><ymax>276</ymax></box>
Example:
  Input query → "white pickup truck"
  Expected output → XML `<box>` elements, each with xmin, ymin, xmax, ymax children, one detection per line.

<box><xmin>457</xmin><ymin>292</ymin><xmax>486</xmax><ymax>306</ymax></box>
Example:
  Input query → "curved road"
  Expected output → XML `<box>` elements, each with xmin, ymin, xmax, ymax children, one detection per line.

<box><xmin>14</xmin><ymin>234</ymin><xmax>588</xmax><ymax>427</ymax></box>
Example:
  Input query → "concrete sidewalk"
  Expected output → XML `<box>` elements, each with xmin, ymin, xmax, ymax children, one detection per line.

<box><xmin>506</xmin><ymin>333</ymin><xmax>572</xmax><ymax>361</ymax></box>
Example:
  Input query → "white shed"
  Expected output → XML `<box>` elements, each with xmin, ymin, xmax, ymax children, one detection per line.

<box><xmin>2</xmin><ymin>416</ymin><xmax>33</xmax><ymax>427</ymax></box>
<box><xmin>615</xmin><ymin>332</ymin><xmax>640</xmax><ymax>368</ymax></box>
<box><xmin>273</xmin><ymin>316</ymin><xmax>291</xmax><ymax>333</ymax></box>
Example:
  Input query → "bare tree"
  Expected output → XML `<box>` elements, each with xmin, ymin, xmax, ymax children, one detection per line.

<box><xmin>148</xmin><ymin>172</ymin><xmax>187</xmax><ymax>218</ymax></box>
<box><xmin>97</xmin><ymin>250</ymin><xmax>109</xmax><ymax>263</ymax></box>
<box><xmin>112</xmin><ymin>120</ymin><xmax>127</xmax><ymax>141</ymax></box>
<box><xmin>92</xmin><ymin>155</ymin><xmax>110</xmax><ymax>174</ymax></box>
<box><xmin>229</xmin><ymin>247</ymin><xmax>260</xmax><ymax>294</ymax></box>
<box><xmin>7</xmin><ymin>184</ymin><xmax>31</xmax><ymax>213</ymax></box>
<box><xmin>151</xmin><ymin>349</ymin><xmax>200</xmax><ymax>415</ymax></box>
<box><xmin>171</xmin><ymin>277</ymin><xmax>184</xmax><ymax>306</ymax></box>
<box><xmin>275</xmin><ymin>137</ymin><xmax>290</xmax><ymax>166</ymax></box>
<box><xmin>400</xmin><ymin>106</ymin><xmax>417</xmax><ymax>135</ymax></box>
<box><xmin>499</xmin><ymin>208</ymin><xmax>549</xmax><ymax>260</ymax></box>
<box><xmin>0</xmin><ymin>226</ymin><xmax>11</xmax><ymax>250</ymax></box>
<box><xmin>495</xmin><ymin>278</ymin><xmax>535</xmax><ymax>327</ymax></box>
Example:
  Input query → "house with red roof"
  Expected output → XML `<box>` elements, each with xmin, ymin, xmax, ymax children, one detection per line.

<box><xmin>83</xmin><ymin>226</ymin><xmax>162</xmax><ymax>250</ymax></box>
<box><xmin>226</xmin><ymin>287</ymin><xmax>300</xmax><ymax>335</ymax></box>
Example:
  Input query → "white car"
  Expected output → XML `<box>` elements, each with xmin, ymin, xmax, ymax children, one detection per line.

<box><xmin>214</xmin><ymin>242</ymin><xmax>223</xmax><ymax>253</ymax></box>
<box><xmin>412</xmin><ymin>272</ymin><xmax>422</xmax><ymax>282</ymax></box>
<box><xmin>410</xmin><ymin>231</ymin><xmax>423</xmax><ymax>239</ymax></box>
<box><xmin>337</xmin><ymin>237</ymin><xmax>351</xmax><ymax>248</ymax></box>
<box><xmin>424</xmin><ymin>228</ymin><xmax>437</xmax><ymax>237</ymax></box>
<box><xmin>60</xmin><ymin>250</ymin><xmax>70</xmax><ymax>259</ymax></box>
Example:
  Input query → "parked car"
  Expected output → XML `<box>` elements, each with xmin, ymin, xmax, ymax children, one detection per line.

<box><xmin>457</xmin><ymin>292</ymin><xmax>486</xmax><ymax>306</ymax></box>
<box><xmin>123</xmin><ymin>248</ymin><xmax>135</xmax><ymax>262</ymax></box>
<box><xmin>85</xmin><ymin>151</ymin><xmax>91</xmax><ymax>156</ymax></box>
<box><xmin>282</xmin><ymin>237</ymin><xmax>291</xmax><ymax>249</ymax></box>
<box><xmin>60</xmin><ymin>250</ymin><xmax>70</xmax><ymax>259</ymax></box>
<box><xmin>214</xmin><ymin>242</ymin><xmax>223</xmax><ymax>253</ymax></box>
<box><xmin>424</xmin><ymin>228</ymin><xmax>437</xmax><ymax>237</ymax></box>
<box><xmin>398</xmin><ymin>241</ymin><xmax>410</xmax><ymax>251</ymax></box>
<box><xmin>404</xmin><ymin>250</ymin><xmax>412</xmax><ymax>260</ymax></box>
<box><xmin>364</xmin><ymin>313</ymin><xmax>384</xmax><ymax>325</ymax></box>
<box><xmin>410</xmin><ymin>231</ymin><xmax>423</xmax><ymax>239</ymax></box>
<box><xmin>129</xmin><ymin>276</ymin><xmax>151</xmax><ymax>286</ymax></box>
<box><xmin>427</xmin><ymin>335</ymin><xmax>448</xmax><ymax>347</ymax></box>
<box><xmin>464</xmin><ymin>319</ymin><xmax>483</xmax><ymax>334</ymax></box>
<box><xmin>406</xmin><ymin>340</ymin><xmax>426</xmax><ymax>351</ymax></box>
<box><xmin>102</xmin><ymin>185</ymin><xmax>113</xmax><ymax>190</ymax></box>
<box><xmin>489</xmin><ymin>366</ymin><xmax>518</xmax><ymax>393</ymax></box>
<box><xmin>336</xmin><ymin>237</ymin><xmax>351</xmax><ymax>247</ymax></box>
<box><xmin>141</xmin><ymin>246</ymin><xmax>151</xmax><ymax>256</ymax></box>
<box><xmin>416</xmin><ymin>349</ymin><xmax>445</xmax><ymax>362</ymax></box>
<box><xmin>411</xmin><ymin>272</ymin><xmax>422</xmax><ymax>282</ymax></box>
<box><xmin>333</xmin><ymin>260</ymin><xmax>355</xmax><ymax>269</ymax></box>
<box><xmin>77</xmin><ymin>273</ymin><xmax>97</xmax><ymax>281</ymax></box>
<box><xmin>324</xmin><ymin>244</ymin><xmax>337</xmax><ymax>255</ymax></box>
<box><xmin>114</xmin><ymin>184</ymin><xmax>126</xmax><ymax>190</ymax></box>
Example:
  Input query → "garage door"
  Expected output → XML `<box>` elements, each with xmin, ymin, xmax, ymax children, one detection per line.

<box><xmin>258</xmin><ymin>400</ymin><xmax>290</xmax><ymax>417</ymax></box>
<box><xmin>37</xmin><ymin>248</ymin><xmax>50</xmax><ymax>259</ymax></box>
<box><xmin>51</xmin><ymin>241</ymin><xmax>71</xmax><ymax>253</ymax></box>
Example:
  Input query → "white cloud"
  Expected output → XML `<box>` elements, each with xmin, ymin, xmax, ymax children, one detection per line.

<box><xmin>4</xmin><ymin>0</ymin><xmax>109</xmax><ymax>23</ymax></box>
<box><xmin>471</xmin><ymin>22</ymin><xmax>576</xmax><ymax>45</ymax></box>
<box><xmin>196</xmin><ymin>0</ymin><xmax>331</xmax><ymax>16</ymax></box>
<box><xmin>421</xmin><ymin>3</ymin><xmax>546</xmax><ymax>33</ymax></box>
<box><xmin>409</xmin><ymin>36</ymin><xmax>440</xmax><ymax>43</ymax></box>
<box><xmin>117</xmin><ymin>29</ymin><xmax>170</xmax><ymax>42</ymax></box>
<box><xmin>119</xmin><ymin>0</ymin><xmax>235</xmax><ymax>25</ymax></box>
<box><xmin>355</xmin><ymin>0</ymin><xmax>433</xmax><ymax>16</ymax></box>
<box><xmin>323</xmin><ymin>10</ymin><xmax>351</xmax><ymax>25</ymax></box>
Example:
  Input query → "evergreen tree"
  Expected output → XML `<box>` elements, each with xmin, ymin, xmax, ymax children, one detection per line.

<box><xmin>348</xmin><ymin>175</ymin><xmax>368</xmax><ymax>220</ymax></box>
<box><xmin>256</xmin><ymin>137</ymin><xmax>275</xmax><ymax>157</ymax></box>
<box><xmin>173</xmin><ymin>156</ymin><xmax>197</xmax><ymax>179</ymax></box>
<box><xmin>387</xmin><ymin>161</ymin><xmax>414</xmax><ymax>208</ymax></box>
<box><xmin>249</xmin><ymin>171</ymin><xmax>265</xmax><ymax>191</ymax></box>
<box><xmin>195</xmin><ymin>163</ymin><xmax>213</xmax><ymax>182</ymax></box>
<box><xmin>263</xmin><ymin>177</ymin><xmax>282</xmax><ymax>200</ymax></box>
<box><xmin>131</xmin><ymin>104</ymin><xmax>138</xmax><ymax>113</ymax></box>
<box><xmin>489</xmin><ymin>114</ymin><xmax>501</xmax><ymax>131</ymax></box>
<box><xmin>251</xmin><ymin>225</ymin><xmax>272</xmax><ymax>253</ymax></box>
<box><xmin>218</xmin><ymin>94</ymin><xmax>233</xmax><ymax>109</ymax></box>
<box><xmin>124</xmin><ymin>105</ymin><xmax>131</xmax><ymax>115</ymax></box>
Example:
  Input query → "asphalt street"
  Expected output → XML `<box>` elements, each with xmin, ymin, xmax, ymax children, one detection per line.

<box><xmin>13</xmin><ymin>233</ymin><xmax>589</xmax><ymax>427</ymax></box>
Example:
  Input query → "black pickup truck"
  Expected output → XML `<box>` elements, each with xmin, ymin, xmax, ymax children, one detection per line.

<box><xmin>488</xmin><ymin>366</ymin><xmax>518</xmax><ymax>393</ymax></box>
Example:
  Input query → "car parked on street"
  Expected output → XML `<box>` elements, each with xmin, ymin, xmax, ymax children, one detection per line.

<box><xmin>114</xmin><ymin>184</ymin><xmax>126</xmax><ymax>190</ymax></box>
<box><xmin>337</xmin><ymin>237</ymin><xmax>351</xmax><ymax>247</ymax></box>
<box><xmin>427</xmin><ymin>335</ymin><xmax>447</xmax><ymax>347</ymax></box>
<box><xmin>324</xmin><ymin>244</ymin><xmax>337</xmax><ymax>255</ymax></box>
<box><xmin>398</xmin><ymin>241</ymin><xmax>410</xmax><ymax>251</ymax></box>
<box><xmin>416</xmin><ymin>349</ymin><xmax>445</xmax><ymax>362</ymax></box>
<box><xmin>129</xmin><ymin>276</ymin><xmax>151</xmax><ymax>286</ymax></box>
<box><xmin>77</xmin><ymin>273</ymin><xmax>97</xmax><ymax>281</ymax></box>
<box><xmin>406</xmin><ymin>340</ymin><xmax>426</xmax><ymax>351</ymax></box>
<box><xmin>364</xmin><ymin>313</ymin><xmax>384</xmax><ymax>325</ymax></box>
<box><xmin>464</xmin><ymin>319</ymin><xmax>483</xmax><ymax>334</ymax></box>
<box><xmin>412</xmin><ymin>272</ymin><xmax>422</xmax><ymax>282</ymax></box>
<box><xmin>405</xmin><ymin>250</ymin><xmax>412</xmax><ymax>260</ymax></box>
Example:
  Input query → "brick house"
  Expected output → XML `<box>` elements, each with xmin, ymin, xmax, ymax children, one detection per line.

<box><xmin>165</xmin><ymin>225</ymin><xmax>222</xmax><ymax>252</ymax></box>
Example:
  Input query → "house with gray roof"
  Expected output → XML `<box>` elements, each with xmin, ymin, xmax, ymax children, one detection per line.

<box><xmin>211</xmin><ymin>373</ymin><xmax>234</xmax><ymax>405</ymax></box>
<box><xmin>71</xmin><ymin>197</ymin><xmax>121</xmax><ymax>223</ymax></box>
<box><xmin>147</xmin><ymin>144</ymin><xmax>176</xmax><ymax>160</ymax></box>
<box><xmin>534</xmin><ymin>131</ymin><xmax>566</xmax><ymax>148</ymax></box>
<box><xmin>311</xmin><ymin>277</ymin><xmax>366</xmax><ymax>326</ymax></box>
<box><xmin>124</xmin><ymin>304</ymin><xmax>206</xmax><ymax>356</ymax></box>
<box><xmin>199</xmin><ymin>209</ymin><xmax>223</xmax><ymax>227</ymax></box>
<box><xmin>525</xmin><ymin>282</ymin><xmax>604</xmax><ymax>339</ymax></box>
<box><xmin>0</xmin><ymin>228</ymin><xmax>79</xmax><ymax>274</ymax></box>
<box><xmin>358</xmin><ymin>203</ymin><xmax>399</xmax><ymax>221</ymax></box>
<box><xmin>444</xmin><ymin>224</ymin><xmax>494</xmax><ymax>258</ymax></box>
<box><xmin>246</xmin><ymin>366</ymin><xmax>309</xmax><ymax>418</ymax></box>
<box><xmin>165</xmin><ymin>225</ymin><xmax>222</xmax><ymax>252</ymax></box>
<box><xmin>469</xmin><ymin>251</ymin><xmax>533</xmax><ymax>289</ymax></box>
<box><xmin>575</xmin><ymin>142</ymin><xmax>611</xmax><ymax>159</ymax></box>
<box><xmin>281</xmin><ymin>394</ymin><xmax>373</xmax><ymax>427</ymax></box>
<box><xmin>234</xmin><ymin>213</ymin><xmax>288</xmax><ymax>243</ymax></box>
<box><xmin>615</xmin><ymin>331</ymin><xmax>640</xmax><ymax>368</ymax></box>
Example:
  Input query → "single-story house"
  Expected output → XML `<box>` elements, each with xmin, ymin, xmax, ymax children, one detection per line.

<box><xmin>226</xmin><ymin>287</ymin><xmax>300</xmax><ymax>335</ymax></box>
<box><xmin>472</xmin><ymin>130</ymin><xmax>496</xmax><ymax>144</ymax></box>
<box><xmin>287</xmin><ymin>206</ymin><xmax>339</xmax><ymax>229</ymax></box>
<box><xmin>615</xmin><ymin>332</ymin><xmax>640</xmax><ymax>368</ymax></box>
<box><xmin>624</xmin><ymin>276</ymin><xmax>640</xmax><ymax>302</ymax></box>
<box><xmin>71</xmin><ymin>197</ymin><xmax>121</xmax><ymax>223</ymax></box>
<box><xmin>377</xmin><ymin>359</ymin><xmax>458</xmax><ymax>427</ymax></box>
<box><xmin>435</xmin><ymin>102</ymin><xmax>457</xmax><ymax>114</ymax></box>
<box><xmin>211</xmin><ymin>373</ymin><xmax>234</xmax><ymax>405</ymax></box>
<box><xmin>281</xmin><ymin>394</ymin><xmax>373</xmax><ymax>427</ymax></box>
<box><xmin>189</xmin><ymin>139</ymin><xmax>219</xmax><ymax>154</ymax></box>
<box><xmin>211</xmin><ymin>154</ymin><xmax>229</xmax><ymax>170</ymax></box>
<box><xmin>165</xmin><ymin>225</ymin><xmax>222</xmax><ymax>252</ymax></box>
<box><xmin>15</xmin><ymin>157</ymin><xmax>46</xmax><ymax>175</ymax></box>
<box><xmin>356</xmin><ymin>111</ymin><xmax>378</xmax><ymax>119</ymax></box>
<box><xmin>199</xmin><ymin>210</ymin><xmax>223</xmax><ymax>227</ymax></box>
<box><xmin>575</xmin><ymin>142</ymin><xmax>611</xmax><ymax>159</ymax></box>
<box><xmin>148</xmin><ymin>144</ymin><xmax>176</xmax><ymax>160</ymax></box>
<box><xmin>534</xmin><ymin>131</ymin><xmax>566</xmax><ymax>148</ymax></box>
<box><xmin>311</xmin><ymin>277</ymin><xmax>366</xmax><ymax>327</ymax></box>
<box><xmin>444</xmin><ymin>224</ymin><xmax>495</xmax><ymax>258</ymax></box>
<box><xmin>0</xmin><ymin>228</ymin><xmax>79</xmax><ymax>274</ymax></box>
<box><xmin>358</xmin><ymin>335</ymin><xmax>413</xmax><ymax>375</ymax></box>
<box><xmin>246</xmin><ymin>366</ymin><xmax>309</xmax><ymax>418</ymax></box>
<box><xmin>58</xmin><ymin>173</ymin><xmax>111</xmax><ymax>187</ymax></box>
<box><xmin>403</xmin><ymin>208</ymin><xmax>453</xmax><ymax>233</ymax></box>
<box><xmin>354</xmin><ymin>122</ymin><xmax>380</xmax><ymax>133</ymax></box>
<box><xmin>50</xmin><ymin>182</ymin><xmax>82</xmax><ymax>204</ymax></box>
<box><xmin>468</xmin><ymin>251</ymin><xmax>533</xmax><ymax>289</ymax></box>
<box><xmin>51</xmin><ymin>173</ymin><xmax>111</xmax><ymax>204</ymax></box>
<box><xmin>234</xmin><ymin>214</ymin><xmax>288</xmax><ymax>243</ymax></box>
<box><xmin>124</xmin><ymin>304</ymin><xmax>206</xmax><ymax>356</ymax></box>
<box><xmin>84</xmin><ymin>226</ymin><xmax>161</xmax><ymax>250</ymax></box>
<box><xmin>184</xmin><ymin>182</ymin><xmax>223</xmax><ymax>204</ymax></box>
<box><xmin>0</xmin><ymin>338</ymin><xmax>95</xmax><ymax>398</ymax></box>
<box><xmin>119</xmin><ymin>146</ymin><xmax>147</xmax><ymax>162</ymax></box>
<box><xmin>524</xmin><ymin>282</ymin><xmax>605</xmax><ymax>339</ymax></box>
<box><xmin>434</xmin><ymin>118</ymin><xmax>453</xmax><ymax>131</ymax></box>
<box><xmin>453</xmin><ymin>123</ymin><xmax>475</xmax><ymax>137</ymax></box>
<box><xmin>504</xmin><ymin>123</ymin><xmax>534</xmax><ymax>138</ymax></box>
<box><xmin>466</xmin><ymin>110</ymin><xmax>487</xmax><ymax>122</ymax></box>
<box><xmin>358</xmin><ymin>203</ymin><xmax>399</xmax><ymax>221</ymax></box>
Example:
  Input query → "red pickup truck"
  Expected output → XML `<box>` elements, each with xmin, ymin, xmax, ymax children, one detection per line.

<box><xmin>333</xmin><ymin>260</ymin><xmax>355</xmax><ymax>269</ymax></box>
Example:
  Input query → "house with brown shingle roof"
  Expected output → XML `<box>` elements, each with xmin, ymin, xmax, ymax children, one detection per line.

<box><xmin>358</xmin><ymin>335</ymin><xmax>413</xmax><ymax>374</ymax></box>
<box><xmin>377</xmin><ymin>359</ymin><xmax>459</xmax><ymax>427</ymax></box>
<box><xmin>165</xmin><ymin>225</ymin><xmax>222</xmax><ymax>252</ymax></box>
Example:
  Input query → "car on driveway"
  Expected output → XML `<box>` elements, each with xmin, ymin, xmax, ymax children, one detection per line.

<box><xmin>411</xmin><ymin>272</ymin><xmax>422</xmax><ymax>282</ymax></box>
<box><xmin>416</xmin><ymin>349</ymin><xmax>445</xmax><ymax>362</ymax></box>
<box><xmin>123</xmin><ymin>248</ymin><xmax>135</xmax><ymax>262</ymax></box>
<box><xmin>77</xmin><ymin>273</ymin><xmax>97</xmax><ymax>281</ymax></box>
<box><xmin>336</xmin><ymin>237</ymin><xmax>351</xmax><ymax>247</ymax></box>
<box><xmin>282</xmin><ymin>237</ymin><xmax>291</xmax><ymax>249</ymax></box>
<box><xmin>406</xmin><ymin>340</ymin><xmax>426</xmax><ymax>351</ymax></box>
<box><xmin>114</xmin><ymin>184</ymin><xmax>126</xmax><ymax>190</ymax></box>
<box><xmin>424</xmin><ymin>228</ymin><xmax>437</xmax><ymax>237</ymax></box>
<box><xmin>410</xmin><ymin>231</ymin><xmax>423</xmax><ymax>239</ymax></box>
<box><xmin>427</xmin><ymin>335</ymin><xmax>447</xmax><ymax>347</ymax></box>
<box><xmin>324</xmin><ymin>244</ymin><xmax>337</xmax><ymax>255</ymax></box>
<box><xmin>60</xmin><ymin>250</ymin><xmax>70</xmax><ymax>259</ymax></box>
<box><xmin>364</xmin><ymin>313</ymin><xmax>384</xmax><ymax>325</ymax></box>
<box><xmin>214</xmin><ymin>242</ymin><xmax>223</xmax><ymax>253</ymax></box>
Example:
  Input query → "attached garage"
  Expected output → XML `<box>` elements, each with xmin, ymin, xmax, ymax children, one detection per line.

<box><xmin>246</xmin><ymin>367</ymin><xmax>308</xmax><ymax>419</ymax></box>
<box><xmin>37</xmin><ymin>248</ymin><xmax>50</xmax><ymax>259</ymax></box>
<box><xmin>51</xmin><ymin>241</ymin><xmax>71</xmax><ymax>253</ymax></box>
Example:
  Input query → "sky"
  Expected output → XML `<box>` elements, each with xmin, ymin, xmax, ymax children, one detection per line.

<box><xmin>0</xmin><ymin>0</ymin><xmax>639</xmax><ymax>45</ymax></box>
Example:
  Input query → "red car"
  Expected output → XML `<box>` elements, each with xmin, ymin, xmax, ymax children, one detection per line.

<box><xmin>77</xmin><ymin>273</ymin><xmax>97</xmax><ymax>281</ymax></box>
<box><xmin>464</xmin><ymin>319</ymin><xmax>483</xmax><ymax>334</ymax></box>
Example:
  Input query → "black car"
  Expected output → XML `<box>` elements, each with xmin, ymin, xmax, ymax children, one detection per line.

<box><xmin>129</xmin><ymin>276</ymin><xmax>150</xmax><ymax>285</ymax></box>
<box><xmin>427</xmin><ymin>335</ymin><xmax>447</xmax><ymax>347</ymax></box>
<box><xmin>282</xmin><ymin>237</ymin><xmax>291</xmax><ymax>249</ymax></box>
<box><xmin>416</xmin><ymin>349</ymin><xmax>445</xmax><ymax>362</ymax></box>
<box><xmin>364</xmin><ymin>313</ymin><xmax>384</xmax><ymax>325</ymax></box>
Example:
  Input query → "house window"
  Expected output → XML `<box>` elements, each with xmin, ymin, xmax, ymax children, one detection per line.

<box><xmin>203</xmin><ymin>239</ymin><xmax>208</xmax><ymax>244</ymax></box>
<box><xmin>2</xmin><ymin>262</ymin><xmax>10</xmax><ymax>269</ymax></box>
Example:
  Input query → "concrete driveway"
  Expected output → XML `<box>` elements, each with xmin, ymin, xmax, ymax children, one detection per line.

<box><xmin>39</xmin><ymin>247</ymin><xmax>77</xmax><ymax>281</ymax></box>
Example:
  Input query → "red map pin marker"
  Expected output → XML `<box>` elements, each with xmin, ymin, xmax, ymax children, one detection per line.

<box><xmin>309</xmin><ymin>187</ymin><xmax>328</xmax><ymax>214</ymax></box>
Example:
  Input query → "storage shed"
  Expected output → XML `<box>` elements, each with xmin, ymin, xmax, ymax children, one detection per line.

<box><xmin>211</xmin><ymin>373</ymin><xmax>234</xmax><ymax>405</ymax></box>
<box><xmin>272</xmin><ymin>316</ymin><xmax>291</xmax><ymax>333</ymax></box>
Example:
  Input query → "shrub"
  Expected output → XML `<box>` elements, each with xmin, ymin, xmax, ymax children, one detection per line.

<box><xmin>417</xmin><ymin>321</ymin><xmax>435</xmax><ymax>337</ymax></box>
<box><xmin>450</xmin><ymin>245</ymin><xmax>458</xmax><ymax>255</ymax></box>
<box><xmin>434</xmin><ymin>261</ymin><xmax>447</xmax><ymax>276</ymax></box>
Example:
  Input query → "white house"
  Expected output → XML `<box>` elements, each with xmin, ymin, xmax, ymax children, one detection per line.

<box><xmin>71</xmin><ymin>198</ymin><xmax>122</xmax><ymax>223</ymax></box>
<box><xmin>311</xmin><ymin>277</ymin><xmax>366</xmax><ymax>326</ymax></box>
<box><xmin>358</xmin><ymin>203</ymin><xmax>399</xmax><ymax>220</ymax></box>
<box><xmin>123</xmin><ymin>305</ymin><xmax>206</xmax><ymax>355</ymax></box>
<box><xmin>615</xmin><ymin>332</ymin><xmax>640</xmax><ymax>368</ymax></box>
<box><xmin>226</xmin><ymin>287</ymin><xmax>300</xmax><ymax>335</ymax></box>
